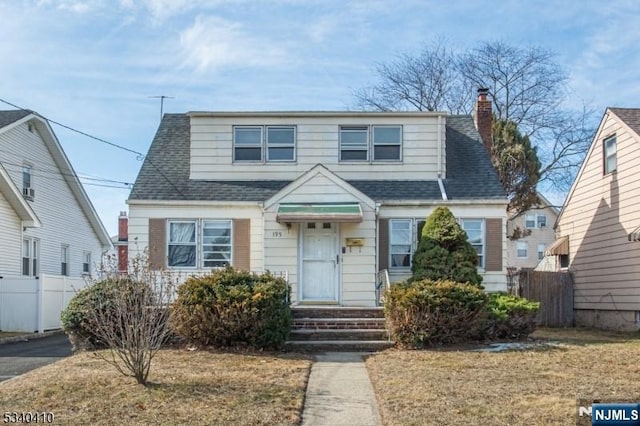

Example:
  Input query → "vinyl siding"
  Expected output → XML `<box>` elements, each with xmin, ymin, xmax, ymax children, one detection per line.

<box><xmin>506</xmin><ymin>205</ymin><xmax>559</xmax><ymax>269</ymax></box>
<box><xmin>0</xmin><ymin>123</ymin><xmax>105</xmax><ymax>277</ymax></box>
<box><xmin>0</xmin><ymin>190</ymin><xmax>22</xmax><ymax>274</ymax></box>
<box><xmin>128</xmin><ymin>203</ymin><xmax>264</xmax><ymax>272</ymax></box>
<box><xmin>189</xmin><ymin>115</ymin><xmax>446</xmax><ymax>180</ymax></box>
<box><xmin>557</xmin><ymin>111</ymin><xmax>640</xmax><ymax>311</ymax></box>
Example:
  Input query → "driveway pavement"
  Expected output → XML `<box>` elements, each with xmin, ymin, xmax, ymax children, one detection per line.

<box><xmin>0</xmin><ymin>333</ymin><xmax>72</xmax><ymax>382</ymax></box>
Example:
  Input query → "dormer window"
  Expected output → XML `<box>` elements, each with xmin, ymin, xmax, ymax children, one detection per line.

<box><xmin>22</xmin><ymin>164</ymin><xmax>34</xmax><ymax>200</ymax></box>
<box><xmin>340</xmin><ymin>125</ymin><xmax>402</xmax><ymax>162</ymax></box>
<box><xmin>234</xmin><ymin>126</ymin><xmax>296</xmax><ymax>163</ymax></box>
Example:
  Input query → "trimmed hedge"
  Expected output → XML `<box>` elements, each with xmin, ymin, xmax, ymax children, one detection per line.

<box><xmin>61</xmin><ymin>278</ymin><xmax>132</xmax><ymax>351</ymax></box>
<box><xmin>385</xmin><ymin>279</ymin><xmax>489</xmax><ymax>348</ymax></box>
<box><xmin>170</xmin><ymin>268</ymin><xmax>291</xmax><ymax>349</ymax></box>
<box><xmin>486</xmin><ymin>293</ymin><xmax>540</xmax><ymax>339</ymax></box>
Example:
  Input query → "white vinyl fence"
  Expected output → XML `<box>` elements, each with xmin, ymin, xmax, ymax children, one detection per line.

<box><xmin>0</xmin><ymin>274</ymin><xmax>90</xmax><ymax>333</ymax></box>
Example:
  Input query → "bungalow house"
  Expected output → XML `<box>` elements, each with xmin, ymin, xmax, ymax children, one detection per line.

<box><xmin>0</xmin><ymin>110</ymin><xmax>112</xmax><ymax>331</ymax></box>
<box><xmin>127</xmin><ymin>90</ymin><xmax>508</xmax><ymax>307</ymax></box>
<box><xmin>547</xmin><ymin>107</ymin><xmax>640</xmax><ymax>330</ymax></box>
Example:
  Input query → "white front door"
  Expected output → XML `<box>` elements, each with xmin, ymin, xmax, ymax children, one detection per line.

<box><xmin>301</xmin><ymin>222</ymin><xmax>339</xmax><ymax>302</ymax></box>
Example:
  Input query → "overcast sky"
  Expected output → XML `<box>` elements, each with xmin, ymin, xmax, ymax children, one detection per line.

<box><xmin>2</xmin><ymin>0</ymin><xmax>639</xmax><ymax>235</ymax></box>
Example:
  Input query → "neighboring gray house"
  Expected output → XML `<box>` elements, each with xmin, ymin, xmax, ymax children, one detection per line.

<box><xmin>0</xmin><ymin>110</ymin><xmax>112</xmax><ymax>279</ymax></box>
<box><xmin>548</xmin><ymin>107</ymin><xmax>640</xmax><ymax>330</ymax></box>
<box><xmin>128</xmin><ymin>92</ymin><xmax>508</xmax><ymax>306</ymax></box>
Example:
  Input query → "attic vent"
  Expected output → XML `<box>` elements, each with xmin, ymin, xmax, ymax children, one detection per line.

<box><xmin>28</xmin><ymin>123</ymin><xmax>35</xmax><ymax>133</ymax></box>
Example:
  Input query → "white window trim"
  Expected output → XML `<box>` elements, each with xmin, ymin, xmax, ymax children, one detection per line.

<box><xmin>82</xmin><ymin>251</ymin><xmax>92</xmax><ymax>275</ymax></box>
<box><xmin>266</xmin><ymin>126</ymin><xmax>296</xmax><ymax>162</ymax></box>
<box><xmin>537</xmin><ymin>243</ymin><xmax>546</xmax><ymax>261</ymax></box>
<box><xmin>517</xmin><ymin>241</ymin><xmax>528</xmax><ymax>259</ymax></box>
<box><xmin>459</xmin><ymin>218</ymin><xmax>485</xmax><ymax>269</ymax></box>
<box><xmin>525</xmin><ymin>214</ymin><xmax>536</xmax><ymax>229</ymax></box>
<box><xmin>604</xmin><ymin>134</ymin><xmax>617</xmax><ymax>174</ymax></box>
<box><xmin>61</xmin><ymin>244</ymin><xmax>69</xmax><ymax>276</ymax></box>
<box><xmin>22</xmin><ymin>237</ymin><xmax>38</xmax><ymax>277</ymax></box>
<box><xmin>389</xmin><ymin>218</ymin><xmax>413</xmax><ymax>270</ymax></box>
<box><xmin>536</xmin><ymin>214</ymin><xmax>547</xmax><ymax>228</ymax></box>
<box><xmin>167</xmin><ymin>220</ymin><xmax>198</xmax><ymax>269</ymax></box>
<box><xmin>340</xmin><ymin>125</ymin><xmax>403</xmax><ymax>163</ymax></box>
<box><xmin>201</xmin><ymin>220</ymin><xmax>233</xmax><ymax>268</ymax></box>
<box><xmin>234</xmin><ymin>125</ymin><xmax>297</xmax><ymax>163</ymax></box>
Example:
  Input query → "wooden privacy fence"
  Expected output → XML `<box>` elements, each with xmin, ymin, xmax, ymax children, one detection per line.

<box><xmin>517</xmin><ymin>269</ymin><xmax>574</xmax><ymax>327</ymax></box>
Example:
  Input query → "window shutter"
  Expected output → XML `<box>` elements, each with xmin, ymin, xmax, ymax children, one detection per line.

<box><xmin>378</xmin><ymin>218</ymin><xmax>389</xmax><ymax>271</ymax></box>
<box><xmin>485</xmin><ymin>218</ymin><xmax>503</xmax><ymax>271</ymax></box>
<box><xmin>233</xmin><ymin>219</ymin><xmax>250</xmax><ymax>271</ymax></box>
<box><xmin>148</xmin><ymin>219</ymin><xmax>166</xmax><ymax>270</ymax></box>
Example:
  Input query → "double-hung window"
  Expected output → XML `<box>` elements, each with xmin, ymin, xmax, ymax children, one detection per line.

<box><xmin>340</xmin><ymin>125</ymin><xmax>402</xmax><ymax>162</ymax></box>
<box><xmin>234</xmin><ymin>127</ymin><xmax>263</xmax><ymax>162</ymax></box>
<box><xmin>389</xmin><ymin>219</ymin><xmax>412</xmax><ymax>268</ymax></box>
<box><xmin>604</xmin><ymin>135</ymin><xmax>617</xmax><ymax>174</ymax></box>
<box><xmin>373</xmin><ymin>126</ymin><xmax>402</xmax><ymax>161</ymax></box>
<box><xmin>266</xmin><ymin>126</ymin><xmax>295</xmax><ymax>161</ymax></box>
<box><xmin>537</xmin><ymin>214</ymin><xmax>547</xmax><ymax>228</ymax></box>
<box><xmin>168</xmin><ymin>221</ymin><xmax>197</xmax><ymax>267</ymax></box>
<box><xmin>202</xmin><ymin>220</ymin><xmax>232</xmax><ymax>267</ymax></box>
<box><xmin>22</xmin><ymin>238</ymin><xmax>38</xmax><ymax>276</ymax></box>
<box><xmin>525</xmin><ymin>214</ymin><xmax>536</xmax><ymax>229</ymax></box>
<box><xmin>61</xmin><ymin>245</ymin><xmax>69</xmax><ymax>276</ymax></box>
<box><xmin>339</xmin><ymin>126</ymin><xmax>368</xmax><ymax>161</ymax></box>
<box><xmin>460</xmin><ymin>219</ymin><xmax>484</xmax><ymax>268</ymax></box>
<box><xmin>537</xmin><ymin>243</ymin><xmax>546</xmax><ymax>261</ymax></box>
<box><xmin>83</xmin><ymin>252</ymin><xmax>91</xmax><ymax>275</ymax></box>
<box><xmin>234</xmin><ymin>126</ymin><xmax>296</xmax><ymax>162</ymax></box>
<box><xmin>517</xmin><ymin>241</ymin><xmax>528</xmax><ymax>258</ymax></box>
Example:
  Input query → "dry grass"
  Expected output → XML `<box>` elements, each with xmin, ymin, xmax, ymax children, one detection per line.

<box><xmin>367</xmin><ymin>328</ymin><xmax>640</xmax><ymax>426</ymax></box>
<box><xmin>0</xmin><ymin>349</ymin><xmax>311</xmax><ymax>425</ymax></box>
<box><xmin>0</xmin><ymin>332</ymin><xmax>28</xmax><ymax>338</ymax></box>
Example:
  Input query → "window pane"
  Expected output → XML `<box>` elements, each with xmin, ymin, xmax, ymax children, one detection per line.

<box><xmin>373</xmin><ymin>127</ymin><xmax>401</xmax><ymax>144</ymax></box>
<box><xmin>23</xmin><ymin>166</ymin><xmax>31</xmax><ymax>188</ymax></box>
<box><xmin>268</xmin><ymin>147</ymin><xmax>294</xmax><ymax>161</ymax></box>
<box><xmin>267</xmin><ymin>127</ymin><xmax>294</xmax><ymax>145</ymax></box>
<box><xmin>374</xmin><ymin>145</ymin><xmax>401</xmax><ymax>160</ymax></box>
<box><xmin>235</xmin><ymin>147</ymin><xmax>261</xmax><ymax>161</ymax></box>
<box><xmin>23</xmin><ymin>240</ymin><xmax>30</xmax><ymax>257</ymax></box>
<box><xmin>537</xmin><ymin>215</ymin><xmax>547</xmax><ymax>227</ymax></box>
<box><xmin>340</xmin><ymin>129</ymin><xmax>368</xmax><ymax>145</ymax></box>
<box><xmin>23</xmin><ymin>258</ymin><xmax>29</xmax><ymax>276</ymax></box>
<box><xmin>168</xmin><ymin>245</ymin><xmax>196</xmax><ymax>267</ymax></box>
<box><xmin>605</xmin><ymin>137</ymin><xmax>616</xmax><ymax>155</ymax></box>
<box><xmin>391</xmin><ymin>253</ymin><xmax>410</xmax><ymax>267</ymax></box>
<box><xmin>235</xmin><ymin>128</ymin><xmax>262</xmax><ymax>145</ymax></box>
<box><xmin>606</xmin><ymin>156</ymin><xmax>617</xmax><ymax>173</ymax></box>
<box><xmin>340</xmin><ymin>150</ymin><xmax>367</xmax><ymax>161</ymax></box>
<box><xmin>170</xmin><ymin>222</ymin><xmax>196</xmax><ymax>243</ymax></box>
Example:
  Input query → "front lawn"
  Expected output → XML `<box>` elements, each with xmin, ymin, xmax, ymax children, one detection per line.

<box><xmin>0</xmin><ymin>349</ymin><xmax>311</xmax><ymax>425</ymax></box>
<box><xmin>366</xmin><ymin>328</ymin><xmax>640</xmax><ymax>425</ymax></box>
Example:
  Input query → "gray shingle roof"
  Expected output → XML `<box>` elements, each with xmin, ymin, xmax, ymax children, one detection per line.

<box><xmin>129</xmin><ymin>113</ymin><xmax>506</xmax><ymax>202</ymax></box>
<box><xmin>610</xmin><ymin>108</ymin><xmax>640</xmax><ymax>137</ymax></box>
<box><xmin>0</xmin><ymin>110</ymin><xmax>32</xmax><ymax>129</ymax></box>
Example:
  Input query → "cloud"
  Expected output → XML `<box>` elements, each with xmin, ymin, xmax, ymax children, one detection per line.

<box><xmin>178</xmin><ymin>15</ymin><xmax>289</xmax><ymax>72</ymax></box>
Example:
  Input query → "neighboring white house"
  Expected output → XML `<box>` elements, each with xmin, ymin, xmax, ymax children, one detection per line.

<box><xmin>506</xmin><ymin>194</ymin><xmax>560</xmax><ymax>270</ymax></box>
<box><xmin>128</xmin><ymin>91</ymin><xmax>509</xmax><ymax>306</ymax></box>
<box><xmin>0</xmin><ymin>110</ymin><xmax>112</xmax><ymax>331</ymax></box>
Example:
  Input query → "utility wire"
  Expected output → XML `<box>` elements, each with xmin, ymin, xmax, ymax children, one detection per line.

<box><xmin>0</xmin><ymin>97</ymin><xmax>187</xmax><ymax>199</ymax></box>
<box><xmin>1</xmin><ymin>161</ymin><xmax>132</xmax><ymax>189</ymax></box>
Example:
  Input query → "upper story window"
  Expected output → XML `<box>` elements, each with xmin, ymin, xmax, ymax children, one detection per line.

<box><xmin>460</xmin><ymin>218</ymin><xmax>485</xmax><ymax>268</ymax></box>
<box><xmin>604</xmin><ymin>135</ymin><xmax>617</xmax><ymax>174</ymax></box>
<box><xmin>340</xmin><ymin>125</ymin><xmax>402</xmax><ymax>162</ymax></box>
<box><xmin>525</xmin><ymin>214</ymin><xmax>535</xmax><ymax>228</ymax></box>
<box><xmin>517</xmin><ymin>241</ymin><xmax>528</xmax><ymax>258</ymax></box>
<box><xmin>537</xmin><ymin>214</ymin><xmax>547</xmax><ymax>228</ymax></box>
<box><xmin>23</xmin><ymin>165</ymin><xmax>32</xmax><ymax>189</ymax></box>
<box><xmin>525</xmin><ymin>214</ymin><xmax>547</xmax><ymax>229</ymax></box>
<box><xmin>234</xmin><ymin>126</ymin><xmax>296</xmax><ymax>163</ymax></box>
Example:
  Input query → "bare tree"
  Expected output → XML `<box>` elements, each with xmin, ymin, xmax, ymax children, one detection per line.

<box><xmin>458</xmin><ymin>40</ymin><xmax>569</xmax><ymax>136</ymax></box>
<box><xmin>353</xmin><ymin>39</ymin><xmax>471</xmax><ymax>113</ymax></box>
<box><xmin>88</xmin><ymin>253</ymin><xmax>179</xmax><ymax>386</ymax></box>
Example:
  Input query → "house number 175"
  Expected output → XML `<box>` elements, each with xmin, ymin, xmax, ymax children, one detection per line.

<box><xmin>272</xmin><ymin>231</ymin><xmax>283</xmax><ymax>238</ymax></box>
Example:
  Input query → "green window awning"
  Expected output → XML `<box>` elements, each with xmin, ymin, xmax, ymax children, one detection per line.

<box><xmin>276</xmin><ymin>203</ymin><xmax>363</xmax><ymax>223</ymax></box>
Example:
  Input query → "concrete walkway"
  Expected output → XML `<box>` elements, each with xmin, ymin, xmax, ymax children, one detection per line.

<box><xmin>302</xmin><ymin>352</ymin><xmax>382</xmax><ymax>426</ymax></box>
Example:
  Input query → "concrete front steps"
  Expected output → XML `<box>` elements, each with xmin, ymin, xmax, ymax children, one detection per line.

<box><xmin>286</xmin><ymin>306</ymin><xmax>394</xmax><ymax>352</ymax></box>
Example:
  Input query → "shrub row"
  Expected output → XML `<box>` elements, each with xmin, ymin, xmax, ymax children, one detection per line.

<box><xmin>62</xmin><ymin>268</ymin><xmax>291</xmax><ymax>351</ymax></box>
<box><xmin>384</xmin><ymin>279</ymin><xmax>539</xmax><ymax>348</ymax></box>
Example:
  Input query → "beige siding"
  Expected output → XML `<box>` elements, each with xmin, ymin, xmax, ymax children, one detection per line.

<box><xmin>557</xmin><ymin>111</ymin><xmax>640</xmax><ymax>311</ymax></box>
<box><xmin>128</xmin><ymin>203</ymin><xmax>264</xmax><ymax>272</ymax></box>
<box><xmin>189</xmin><ymin>114</ymin><xmax>446</xmax><ymax>180</ymax></box>
<box><xmin>0</xmin><ymin>190</ymin><xmax>22</xmax><ymax>274</ymax></box>
<box><xmin>506</xmin><ymin>205</ymin><xmax>559</xmax><ymax>269</ymax></box>
<box><xmin>378</xmin><ymin>204</ymin><xmax>508</xmax><ymax>292</ymax></box>
<box><xmin>0</xmin><ymin>123</ymin><xmax>104</xmax><ymax>277</ymax></box>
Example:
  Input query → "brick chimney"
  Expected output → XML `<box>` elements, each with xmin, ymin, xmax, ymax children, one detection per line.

<box><xmin>474</xmin><ymin>88</ymin><xmax>493</xmax><ymax>152</ymax></box>
<box><xmin>117</xmin><ymin>211</ymin><xmax>128</xmax><ymax>273</ymax></box>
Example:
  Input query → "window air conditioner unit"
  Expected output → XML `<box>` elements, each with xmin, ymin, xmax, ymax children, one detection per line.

<box><xmin>539</xmin><ymin>223</ymin><xmax>546</xmax><ymax>228</ymax></box>
<box><xmin>23</xmin><ymin>187</ymin><xmax>35</xmax><ymax>199</ymax></box>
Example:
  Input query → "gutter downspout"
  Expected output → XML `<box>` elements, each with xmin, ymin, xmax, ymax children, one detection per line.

<box><xmin>437</xmin><ymin>174</ymin><xmax>448</xmax><ymax>201</ymax></box>
<box><xmin>437</xmin><ymin>115</ymin><xmax>443</xmax><ymax>176</ymax></box>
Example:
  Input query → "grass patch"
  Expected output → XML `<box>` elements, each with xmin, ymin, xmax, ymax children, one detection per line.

<box><xmin>367</xmin><ymin>328</ymin><xmax>640</xmax><ymax>425</ymax></box>
<box><xmin>0</xmin><ymin>349</ymin><xmax>311</xmax><ymax>425</ymax></box>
